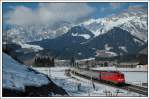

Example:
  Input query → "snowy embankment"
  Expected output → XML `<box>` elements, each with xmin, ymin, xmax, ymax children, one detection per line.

<box><xmin>2</xmin><ymin>53</ymin><xmax>68</xmax><ymax>96</ymax></box>
<box><xmin>3</xmin><ymin>53</ymin><xmax>49</xmax><ymax>91</ymax></box>
<box><xmin>33</xmin><ymin>67</ymin><xmax>144</xmax><ymax>96</ymax></box>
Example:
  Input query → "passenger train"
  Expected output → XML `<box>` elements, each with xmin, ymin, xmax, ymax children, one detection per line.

<box><xmin>72</xmin><ymin>68</ymin><xmax>125</xmax><ymax>85</ymax></box>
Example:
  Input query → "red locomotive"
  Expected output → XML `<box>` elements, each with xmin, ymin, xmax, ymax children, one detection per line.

<box><xmin>73</xmin><ymin>68</ymin><xmax>125</xmax><ymax>84</ymax></box>
<box><xmin>100</xmin><ymin>71</ymin><xmax>125</xmax><ymax>84</ymax></box>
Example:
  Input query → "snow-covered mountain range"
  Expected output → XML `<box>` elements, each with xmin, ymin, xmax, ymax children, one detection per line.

<box><xmin>3</xmin><ymin>6</ymin><xmax>147</xmax><ymax>43</ymax></box>
<box><xmin>4</xmin><ymin>21</ymin><xmax>72</xmax><ymax>43</ymax></box>
<box><xmin>81</xmin><ymin>11</ymin><xmax>147</xmax><ymax>42</ymax></box>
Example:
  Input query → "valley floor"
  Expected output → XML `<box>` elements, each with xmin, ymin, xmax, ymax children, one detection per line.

<box><xmin>33</xmin><ymin>66</ymin><xmax>147</xmax><ymax>96</ymax></box>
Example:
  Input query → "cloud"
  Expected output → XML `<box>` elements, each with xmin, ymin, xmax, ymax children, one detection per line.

<box><xmin>99</xmin><ymin>3</ymin><xmax>124</xmax><ymax>14</ymax></box>
<box><xmin>109</xmin><ymin>3</ymin><xmax>122</xmax><ymax>9</ymax></box>
<box><xmin>127</xmin><ymin>5</ymin><xmax>147</xmax><ymax>12</ymax></box>
<box><xmin>6</xmin><ymin>6</ymin><xmax>36</xmax><ymax>25</ymax></box>
<box><xmin>5</xmin><ymin>3</ymin><xmax>95</xmax><ymax>26</ymax></box>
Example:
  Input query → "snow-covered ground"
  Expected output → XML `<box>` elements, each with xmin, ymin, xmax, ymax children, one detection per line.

<box><xmin>2</xmin><ymin>53</ymin><xmax>50</xmax><ymax>91</ymax></box>
<box><xmin>123</xmin><ymin>72</ymin><xmax>147</xmax><ymax>84</ymax></box>
<box><xmin>33</xmin><ymin>67</ymin><xmax>145</xmax><ymax>96</ymax></box>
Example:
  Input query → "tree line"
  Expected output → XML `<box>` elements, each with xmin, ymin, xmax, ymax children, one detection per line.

<box><xmin>34</xmin><ymin>56</ymin><xmax>55</xmax><ymax>67</ymax></box>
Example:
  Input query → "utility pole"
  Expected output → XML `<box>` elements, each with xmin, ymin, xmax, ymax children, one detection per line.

<box><xmin>48</xmin><ymin>67</ymin><xmax>51</xmax><ymax>78</ymax></box>
<box><xmin>90</xmin><ymin>75</ymin><xmax>96</xmax><ymax>90</ymax></box>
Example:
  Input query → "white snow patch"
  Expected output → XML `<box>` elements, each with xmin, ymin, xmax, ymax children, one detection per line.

<box><xmin>104</xmin><ymin>44</ymin><xmax>113</xmax><ymax>51</ymax></box>
<box><xmin>96</xmin><ymin>50</ymin><xmax>117</xmax><ymax>57</ymax></box>
<box><xmin>119</xmin><ymin>46</ymin><xmax>128</xmax><ymax>53</ymax></box>
<box><xmin>92</xmin><ymin>48</ymin><xmax>96</xmax><ymax>50</ymax></box>
<box><xmin>18</xmin><ymin>42</ymin><xmax>43</xmax><ymax>52</ymax></box>
<box><xmin>105</xmin><ymin>51</ymin><xmax>117</xmax><ymax>56</ymax></box>
<box><xmin>72</xmin><ymin>32</ymin><xmax>91</xmax><ymax>39</ymax></box>
<box><xmin>2</xmin><ymin>53</ymin><xmax>49</xmax><ymax>91</ymax></box>
<box><xmin>133</xmin><ymin>38</ymin><xmax>144</xmax><ymax>45</ymax></box>
<box><xmin>78</xmin><ymin>52</ymin><xmax>82</xmax><ymax>56</ymax></box>
<box><xmin>77</xmin><ymin>58</ymin><xmax>95</xmax><ymax>62</ymax></box>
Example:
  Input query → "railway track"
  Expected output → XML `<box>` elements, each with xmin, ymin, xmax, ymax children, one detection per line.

<box><xmin>125</xmin><ymin>84</ymin><xmax>148</xmax><ymax>96</ymax></box>
<box><xmin>66</xmin><ymin>69</ymin><xmax>148</xmax><ymax>96</ymax></box>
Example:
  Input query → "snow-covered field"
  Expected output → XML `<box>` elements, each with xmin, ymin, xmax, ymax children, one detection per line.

<box><xmin>2</xmin><ymin>53</ymin><xmax>50</xmax><ymax>91</ymax></box>
<box><xmin>123</xmin><ymin>72</ymin><xmax>147</xmax><ymax>84</ymax></box>
<box><xmin>33</xmin><ymin>67</ymin><xmax>145</xmax><ymax>96</ymax></box>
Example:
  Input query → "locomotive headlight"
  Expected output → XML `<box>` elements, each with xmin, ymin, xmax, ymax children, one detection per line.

<box><xmin>118</xmin><ymin>79</ymin><xmax>124</xmax><ymax>81</ymax></box>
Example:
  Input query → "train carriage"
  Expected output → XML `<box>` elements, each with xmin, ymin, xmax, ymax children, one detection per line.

<box><xmin>73</xmin><ymin>68</ymin><xmax>100</xmax><ymax>79</ymax></box>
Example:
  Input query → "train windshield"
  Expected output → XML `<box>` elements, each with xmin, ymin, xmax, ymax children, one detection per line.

<box><xmin>121</xmin><ymin>74</ymin><xmax>124</xmax><ymax>78</ymax></box>
<box><xmin>117</xmin><ymin>74</ymin><xmax>124</xmax><ymax>78</ymax></box>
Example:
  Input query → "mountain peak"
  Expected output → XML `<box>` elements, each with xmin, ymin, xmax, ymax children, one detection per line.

<box><xmin>81</xmin><ymin>9</ymin><xmax>147</xmax><ymax>42</ymax></box>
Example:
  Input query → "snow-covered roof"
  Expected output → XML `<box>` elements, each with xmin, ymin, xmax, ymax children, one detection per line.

<box><xmin>2</xmin><ymin>52</ymin><xmax>50</xmax><ymax>91</ymax></box>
